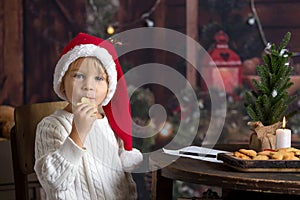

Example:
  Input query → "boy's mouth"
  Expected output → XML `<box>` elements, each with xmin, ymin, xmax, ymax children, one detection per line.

<box><xmin>85</xmin><ymin>92</ymin><xmax>96</xmax><ymax>99</ymax></box>
<box><xmin>78</xmin><ymin>97</ymin><xmax>96</xmax><ymax>106</ymax></box>
<box><xmin>83</xmin><ymin>97</ymin><xmax>95</xmax><ymax>103</ymax></box>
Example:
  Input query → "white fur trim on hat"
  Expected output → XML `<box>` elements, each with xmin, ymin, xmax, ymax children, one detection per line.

<box><xmin>120</xmin><ymin>148</ymin><xmax>143</xmax><ymax>172</ymax></box>
<box><xmin>53</xmin><ymin>44</ymin><xmax>117</xmax><ymax>106</ymax></box>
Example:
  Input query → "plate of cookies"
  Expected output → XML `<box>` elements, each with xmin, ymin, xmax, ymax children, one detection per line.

<box><xmin>217</xmin><ymin>147</ymin><xmax>300</xmax><ymax>172</ymax></box>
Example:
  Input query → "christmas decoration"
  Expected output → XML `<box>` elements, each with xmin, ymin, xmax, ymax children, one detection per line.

<box><xmin>202</xmin><ymin>30</ymin><xmax>242</xmax><ymax>94</ymax></box>
<box><xmin>244</xmin><ymin>32</ymin><xmax>297</xmax><ymax>151</ymax></box>
<box><xmin>200</xmin><ymin>0</ymin><xmax>263</xmax><ymax>60</ymax></box>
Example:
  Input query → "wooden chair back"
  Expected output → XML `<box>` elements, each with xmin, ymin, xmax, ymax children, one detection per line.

<box><xmin>10</xmin><ymin>101</ymin><xmax>68</xmax><ymax>200</ymax></box>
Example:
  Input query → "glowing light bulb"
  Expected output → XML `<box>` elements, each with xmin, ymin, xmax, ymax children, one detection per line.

<box><xmin>145</xmin><ymin>18</ymin><xmax>154</xmax><ymax>27</ymax></box>
<box><xmin>107</xmin><ymin>25</ymin><xmax>115</xmax><ymax>35</ymax></box>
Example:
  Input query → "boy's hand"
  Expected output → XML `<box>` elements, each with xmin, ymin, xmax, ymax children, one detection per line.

<box><xmin>70</xmin><ymin>99</ymin><xmax>98</xmax><ymax>147</ymax></box>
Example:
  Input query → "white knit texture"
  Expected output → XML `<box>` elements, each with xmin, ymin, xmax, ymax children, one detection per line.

<box><xmin>53</xmin><ymin>44</ymin><xmax>117</xmax><ymax>106</ymax></box>
<box><xmin>34</xmin><ymin>109</ymin><xmax>137</xmax><ymax>200</ymax></box>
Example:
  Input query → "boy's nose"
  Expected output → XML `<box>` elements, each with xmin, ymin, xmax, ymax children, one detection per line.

<box><xmin>83</xmin><ymin>85</ymin><xmax>94</xmax><ymax>91</ymax></box>
<box><xmin>83</xmin><ymin>79</ymin><xmax>95</xmax><ymax>90</ymax></box>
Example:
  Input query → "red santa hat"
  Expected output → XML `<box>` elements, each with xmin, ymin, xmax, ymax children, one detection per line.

<box><xmin>53</xmin><ymin>33</ymin><xmax>132</xmax><ymax>150</ymax></box>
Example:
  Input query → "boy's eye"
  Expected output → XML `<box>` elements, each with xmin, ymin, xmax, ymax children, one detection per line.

<box><xmin>95</xmin><ymin>76</ymin><xmax>105</xmax><ymax>81</ymax></box>
<box><xmin>74</xmin><ymin>73</ymin><xmax>84</xmax><ymax>79</ymax></box>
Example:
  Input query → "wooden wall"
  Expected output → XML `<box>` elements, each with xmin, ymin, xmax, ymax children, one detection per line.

<box><xmin>2</xmin><ymin>0</ymin><xmax>300</xmax><ymax>107</ymax></box>
<box><xmin>23</xmin><ymin>0</ymin><xmax>86</xmax><ymax>104</ymax></box>
<box><xmin>0</xmin><ymin>0</ymin><xmax>23</xmax><ymax>106</ymax></box>
<box><xmin>0</xmin><ymin>0</ymin><xmax>87</xmax><ymax>107</ymax></box>
<box><xmin>255</xmin><ymin>0</ymin><xmax>300</xmax><ymax>63</ymax></box>
<box><xmin>197</xmin><ymin>0</ymin><xmax>300</xmax><ymax>57</ymax></box>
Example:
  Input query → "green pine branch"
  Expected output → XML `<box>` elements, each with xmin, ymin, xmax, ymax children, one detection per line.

<box><xmin>244</xmin><ymin>32</ymin><xmax>297</xmax><ymax>126</ymax></box>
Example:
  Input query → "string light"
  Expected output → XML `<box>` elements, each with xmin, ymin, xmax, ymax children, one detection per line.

<box><xmin>247</xmin><ymin>14</ymin><xmax>255</xmax><ymax>25</ymax></box>
<box><xmin>106</xmin><ymin>25</ymin><xmax>115</xmax><ymax>35</ymax></box>
<box><xmin>145</xmin><ymin>18</ymin><xmax>155</xmax><ymax>27</ymax></box>
<box><xmin>250</xmin><ymin>0</ymin><xmax>267</xmax><ymax>46</ymax></box>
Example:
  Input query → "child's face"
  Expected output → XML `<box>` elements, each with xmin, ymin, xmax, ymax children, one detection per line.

<box><xmin>62</xmin><ymin>57</ymin><xmax>108</xmax><ymax>107</ymax></box>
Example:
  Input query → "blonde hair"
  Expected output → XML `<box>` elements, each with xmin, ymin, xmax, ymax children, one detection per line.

<box><xmin>60</xmin><ymin>57</ymin><xmax>108</xmax><ymax>92</ymax></box>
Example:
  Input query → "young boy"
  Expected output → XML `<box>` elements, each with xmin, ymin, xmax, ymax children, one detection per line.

<box><xmin>34</xmin><ymin>33</ymin><xmax>143</xmax><ymax>200</ymax></box>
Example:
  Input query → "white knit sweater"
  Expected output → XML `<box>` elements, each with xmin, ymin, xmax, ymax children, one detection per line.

<box><xmin>34</xmin><ymin>109</ymin><xmax>137</xmax><ymax>200</ymax></box>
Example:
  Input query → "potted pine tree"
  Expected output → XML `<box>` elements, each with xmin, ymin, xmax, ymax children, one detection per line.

<box><xmin>244</xmin><ymin>32</ymin><xmax>297</xmax><ymax>151</ymax></box>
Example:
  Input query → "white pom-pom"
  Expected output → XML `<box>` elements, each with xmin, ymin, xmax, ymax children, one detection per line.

<box><xmin>120</xmin><ymin>148</ymin><xmax>143</xmax><ymax>172</ymax></box>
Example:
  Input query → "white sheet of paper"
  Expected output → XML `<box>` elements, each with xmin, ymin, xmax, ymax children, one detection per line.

<box><xmin>163</xmin><ymin>146</ymin><xmax>229</xmax><ymax>163</ymax></box>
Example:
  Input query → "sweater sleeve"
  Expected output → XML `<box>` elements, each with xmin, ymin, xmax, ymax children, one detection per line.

<box><xmin>34</xmin><ymin>116</ymin><xmax>85</xmax><ymax>191</ymax></box>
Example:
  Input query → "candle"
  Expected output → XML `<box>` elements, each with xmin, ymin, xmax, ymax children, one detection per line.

<box><xmin>276</xmin><ymin>116</ymin><xmax>291</xmax><ymax>149</ymax></box>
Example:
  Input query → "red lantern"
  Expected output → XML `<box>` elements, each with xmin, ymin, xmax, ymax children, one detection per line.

<box><xmin>201</xmin><ymin>30</ymin><xmax>242</xmax><ymax>94</ymax></box>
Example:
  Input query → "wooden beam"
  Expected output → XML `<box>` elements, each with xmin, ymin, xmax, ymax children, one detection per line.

<box><xmin>151</xmin><ymin>170</ymin><xmax>173</xmax><ymax>200</ymax></box>
<box><xmin>1</xmin><ymin>0</ymin><xmax>23</xmax><ymax>106</ymax></box>
<box><xmin>186</xmin><ymin>0</ymin><xmax>198</xmax><ymax>87</ymax></box>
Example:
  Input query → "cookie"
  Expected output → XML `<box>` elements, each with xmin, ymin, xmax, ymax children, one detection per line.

<box><xmin>271</xmin><ymin>152</ymin><xmax>284</xmax><ymax>160</ymax></box>
<box><xmin>239</xmin><ymin>149</ymin><xmax>257</xmax><ymax>157</ymax></box>
<box><xmin>294</xmin><ymin>151</ymin><xmax>300</xmax><ymax>156</ymax></box>
<box><xmin>283</xmin><ymin>152</ymin><xmax>296</xmax><ymax>160</ymax></box>
<box><xmin>233</xmin><ymin>151</ymin><xmax>251</xmax><ymax>160</ymax></box>
<box><xmin>77</xmin><ymin>97</ymin><xmax>98</xmax><ymax>117</ymax></box>
<box><xmin>285</xmin><ymin>156</ymin><xmax>300</xmax><ymax>160</ymax></box>
<box><xmin>81</xmin><ymin>97</ymin><xmax>90</xmax><ymax>104</ymax></box>
<box><xmin>252</xmin><ymin>155</ymin><xmax>269</xmax><ymax>160</ymax></box>
<box><xmin>277</xmin><ymin>148</ymin><xmax>293</xmax><ymax>153</ymax></box>
<box><xmin>257</xmin><ymin>151</ymin><xmax>272</xmax><ymax>157</ymax></box>
<box><xmin>77</xmin><ymin>97</ymin><xmax>96</xmax><ymax>107</ymax></box>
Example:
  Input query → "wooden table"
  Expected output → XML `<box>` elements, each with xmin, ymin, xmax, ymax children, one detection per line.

<box><xmin>150</xmin><ymin>144</ymin><xmax>300</xmax><ymax>200</ymax></box>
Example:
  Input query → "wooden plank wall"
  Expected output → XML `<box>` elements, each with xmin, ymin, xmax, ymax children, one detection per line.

<box><xmin>255</xmin><ymin>0</ymin><xmax>300</xmax><ymax>60</ymax></box>
<box><xmin>0</xmin><ymin>0</ymin><xmax>23</xmax><ymax>107</ymax></box>
<box><xmin>23</xmin><ymin>0</ymin><xmax>86</xmax><ymax>104</ymax></box>
<box><xmin>197</xmin><ymin>0</ymin><xmax>300</xmax><ymax>59</ymax></box>
<box><xmin>2</xmin><ymin>0</ymin><xmax>300</xmax><ymax>106</ymax></box>
<box><xmin>0</xmin><ymin>0</ymin><xmax>87</xmax><ymax>106</ymax></box>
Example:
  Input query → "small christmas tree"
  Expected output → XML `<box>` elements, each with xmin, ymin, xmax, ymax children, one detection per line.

<box><xmin>244</xmin><ymin>32</ymin><xmax>297</xmax><ymax>126</ymax></box>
